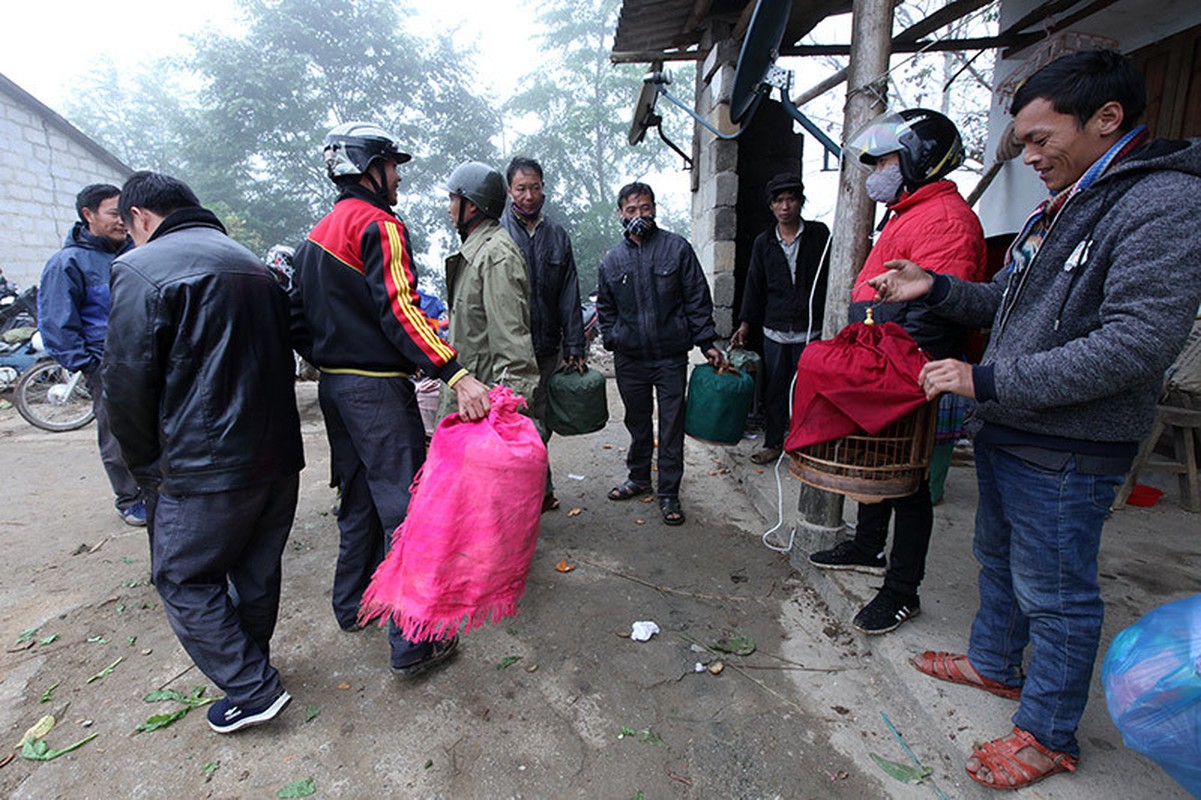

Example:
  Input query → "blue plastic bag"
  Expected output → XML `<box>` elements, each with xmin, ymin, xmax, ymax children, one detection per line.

<box><xmin>1102</xmin><ymin>594</ymin><xmax>1201</xmax><ymax>797</ymax></box>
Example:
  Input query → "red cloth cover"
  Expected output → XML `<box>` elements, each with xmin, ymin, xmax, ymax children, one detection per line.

<box><xmin>359</xmin><ymin>385</ymin><xmax>548</xmax><ymax>640</ymax></box>
<box><xmin>784</xmin><ymin>321</ymin><xmax>930</xmax><ymax>451</ymax></box>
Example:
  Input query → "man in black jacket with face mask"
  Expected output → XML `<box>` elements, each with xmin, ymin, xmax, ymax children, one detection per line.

<box><xmin>597</xmin><ymin>182</ymin><xmax>722</xmax><ymax>526</ymax></box>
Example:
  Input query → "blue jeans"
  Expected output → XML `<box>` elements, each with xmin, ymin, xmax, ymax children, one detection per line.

<box><xmin>967</xmin><ymin>441</ymin><xmax>1122</xmax><ymax>757</ymax></box>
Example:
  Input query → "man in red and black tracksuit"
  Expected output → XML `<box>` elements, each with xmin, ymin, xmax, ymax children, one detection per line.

<box><xmin>291</xmin><ymin>122</ymin><xmax>490</xmax><ymax>676</ymax></box>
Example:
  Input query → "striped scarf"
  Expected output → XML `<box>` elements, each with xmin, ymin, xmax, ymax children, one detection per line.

<box><xmin>1004</xmin><ymin>124</ymin><xmax>1149</xmax><ymax>275</ymax></box>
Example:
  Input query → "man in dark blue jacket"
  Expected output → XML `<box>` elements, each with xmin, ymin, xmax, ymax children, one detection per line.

<box><xmin>500</xmin><ymin>156</ymin><xmax>585</xmax><ymax>511</ymax></box>
<box><xmin>38</xmin><ymin>184</ymin><xmax>142</xmax><ymax>526</ymax></box>
<box><xmin>597</xmin><ymin>182</ymin><xmax>722</xmax><ymax>526</ymax></box>
<box><xmin>105</xmin><ymin>171</ymin><xmax>304</xmax><ymax>734</ymax></box>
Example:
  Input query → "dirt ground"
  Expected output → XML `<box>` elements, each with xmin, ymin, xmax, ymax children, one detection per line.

<box><xmin>0</xmin><ymin>378</ymin><xmax>924</xmax><ymax>800</ymax></box>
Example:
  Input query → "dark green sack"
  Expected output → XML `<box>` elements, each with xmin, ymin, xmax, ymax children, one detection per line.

<box><xmin>546</xmin><ymin>366</ymin><xmax>608</xmax><ymax>436</ymax></box>
<box><xmin>684</xmin><ymin>363</ymin><xmax>754</xmax><ymax>445</ymax></box>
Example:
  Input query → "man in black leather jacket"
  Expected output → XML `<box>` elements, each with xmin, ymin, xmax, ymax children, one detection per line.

<box><xmin>104</xmin><ymin>172</ymin><xmax>304</xmax><ymax>734</ymax></box>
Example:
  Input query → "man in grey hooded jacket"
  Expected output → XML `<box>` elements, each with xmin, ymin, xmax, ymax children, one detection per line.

<box><xmin>874</xmin><ymin>50</ymin><xmax>1201</xmax><ymax>790</ymax></box>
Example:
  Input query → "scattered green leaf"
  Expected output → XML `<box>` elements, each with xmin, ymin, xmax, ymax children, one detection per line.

<box><xmin>121</xmin><ymin>557</ymin><xmax>136</xmax><ymax>564</ymax></box>
<box><xmin>141</xmin><ymin>602</ymin><xmax>157</xmax><ymax>609</ymax></box>
<box><xmin>16</xmin><ymin>627</ymin><xmax>39</xmax><ymax>644</ymax></box>
<box><xmin>423</xmin><ymin>759</ymin><xmax>433</xmax><ymax>769</ymax></box>
<box><xmin>122</xmin><ymin>579</ymin><xmax>143</xmax><ymax>588</ymax></box>
<box><xmin>496</xmin><ymin>655</ymin><xmax>523</xmax><ymax>670</ymax></box>
<box><xmin>21</xmin><ymin>733</ymin><xmax>98</xmax><ymax>761</ymax></box>
<box><xmin>22</xmin><ymin>715</ymin><xmax>56</xmax><ymax>743</ymax></box>
<box><xmin>278</xmin><ymin>776</ymin><xmax>316</xmax><ymax>797</ymax></box>
<box><xmin>40</xmin><ymin>634</ymin><xmax>59</xmax><ymax>645</ymax></box>
<box><xmin>86</xmin><ymin>636</ymin><xmax>108</xmax><ymax>644</ymax></box>
<box><xmin>204</xmin><ymin>761</ymin><xmax>220</xmax><ymax>774</ymax></box>
<box><xmin>39</xmin><ymin>682</ymin><xmax>60</xmax><ymax>703</ymax></box>
<box><xmin>128</xmin><ymin>636</ymin><xmax>137</xmax><ymax>647</ymax></box>
<box><xmin>86</xmin><ymin>657</ymin><xmax>123</xmax><ymax>683</ymax></box>
<box><xmin>304</xmin><ymin>704</ymin><xmax>319</xmax><ymax>722</ymax></box>
<box><xmin>633</xmin><ymin>793</ymin><xmax>645</xmax><ymax>800</ymax></box>
<box><xmin>618</xmin><ymin>725</ymin><xmax>636</xmax><ymax>738</ymax></box>
<box><xmin>712</xmin><ymin>636</ymin><xmax>756</xmax><ymax>656</ymax></box>
<box><xmin>116</xmin><ymin>604</ymin><xmax>127</xmax><ymax>613</ymax></box>
<box><xmin>504</xmin><ymin>627</ymin><xmax>519</xmax><ymax>636</ymax></box>
<box><xmin>870</xmin><ymin>753</ymin><xmax>933</xmax><ymax>784</ymax></box>
<box><xmin>144</xmin><ymin>686</ymin><xmax>214</xmax><ymax>708</ymax></box>
<box><xmin>617</xmin><ymin>725</ymin><xmax>663</xmax><ymax>745</ymax></box>
<box><xmin>136</xmin><ymin>708</ymin><xmax>189</xmax><ymax>732</ymax></box>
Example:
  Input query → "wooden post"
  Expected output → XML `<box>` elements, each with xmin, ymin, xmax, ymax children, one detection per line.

<box><xmin>792</xmin><ymin>0</ymin><xmax>895</xmax><ymax>558</ymax></box>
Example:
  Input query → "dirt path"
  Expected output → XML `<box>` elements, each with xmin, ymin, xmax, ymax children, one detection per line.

<box><xmin>0</xmin><ymin>381</ymin><xmax>894</xmax><ymax>799</ymax></box>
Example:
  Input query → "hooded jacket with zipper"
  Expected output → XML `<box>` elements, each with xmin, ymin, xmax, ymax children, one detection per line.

<box><xmin>500</xmin><ymin>206</ymin><xmax>585</xmax><ymax>360</ymax></box>
<box><xmin>38</xmin><ymin>223</ymin><xmax>131</xmax><ymax>373</ymax></box>
<box><xmin>290</xmin><ymin>185</ymin><xmax>465</xmax><ymax>383</ymax></box>
<box><xmin>596</xmin><ymin>227</ymin><xmax>717</xmax><ymax>360</ymax></box>
<box><xmin>928</xmin><ymin>137</ymin><xmax>1201</xmax><ymax>445</ymax></box>
<box><xmin>103</xmin><ymin>208</ymin><xmax>304</xmax><ymax>495</ymax></box>
<box><xmin>849</xmin><ymin>179</ymin><xmax>986</xmax><ymax>359</ymax></box>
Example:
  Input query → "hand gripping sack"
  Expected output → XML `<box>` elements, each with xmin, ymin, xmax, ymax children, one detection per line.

<box><xmin>546</xmin><ymin>365</ymin><xmax>608</xmax><ymax>435</ymax></box>
<box><xmin>358</xmin><ymin>385</ymin><xmax>548</xmax><ymax>641</ymax></box>
<box><xmin>684</xmin><ymin>362</ymin><xmax>754</xmax><ymax>445</ymax></box>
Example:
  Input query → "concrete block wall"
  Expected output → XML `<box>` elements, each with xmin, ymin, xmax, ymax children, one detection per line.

<box><xmin>1</xmin><ymin>82</ymin><xmax>129</xmax><ymax>290</ymax></box>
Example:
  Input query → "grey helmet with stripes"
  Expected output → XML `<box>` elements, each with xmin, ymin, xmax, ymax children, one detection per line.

<box><xmin>322</xmin><ymin>122</ymin><xmax>411</xmax><ymax>182</ymax></box>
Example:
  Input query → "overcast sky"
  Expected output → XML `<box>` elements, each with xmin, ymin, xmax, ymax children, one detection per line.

<box><xmin>0</xmin><ymin>0</ymin><xmax>538</xmax><ymax>112</ymax></box>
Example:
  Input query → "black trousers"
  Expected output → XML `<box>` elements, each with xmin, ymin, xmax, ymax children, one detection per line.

<box><xmin>614</xmin><ymin>352</ymin><xmax>688</xmax><ymax>498</ymax></box>
<box><xmin>852</xmin><ymin>478</ymin><xmax>934</xmax><ymax>598</ymax></box>
<box><xmin>86</xmin><ymin>370</ymin><xmax>140</xmax><ymax>511</ymax></box>
<box><xmin>149</xmin><ymin>474</ymin><xmax>298</xmax><ymax>707</ymax></box>
<box><xmin>318</xmin><ymin>373</ymin><xmax>431</xmax><ymax>665</ymax></box>
<box><xmin>761</xmin><ymin>338</ymin><xmax>807</xmax><ymax>451</ymax></box>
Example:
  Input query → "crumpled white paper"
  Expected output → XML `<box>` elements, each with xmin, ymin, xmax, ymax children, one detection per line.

<box><xmin>630</xmin><ymin>620</ymin><xmax>660</xmax><ymax>642</ymax></box>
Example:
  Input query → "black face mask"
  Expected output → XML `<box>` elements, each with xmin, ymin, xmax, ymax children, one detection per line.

<box><xmin>622</xmin><ymin>214</ymin><xmax>655</xmax><ymax>238</ymax></box>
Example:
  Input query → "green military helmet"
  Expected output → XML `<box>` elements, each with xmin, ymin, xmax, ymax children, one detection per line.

<box><xmin>445</xmin><ymin>161</ymin><xmax>507</xmax><ymax>219</ymax></box>
<box><xmin>322</xmin><ymin>122</ymin><xmax>411</xmax><ymax>182</ymax></box>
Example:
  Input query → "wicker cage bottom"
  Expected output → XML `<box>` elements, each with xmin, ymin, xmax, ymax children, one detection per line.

<box><xmin>789</xmin><ymin>402</ymin><xmax>937</xmax><ymax>501</ymax></box>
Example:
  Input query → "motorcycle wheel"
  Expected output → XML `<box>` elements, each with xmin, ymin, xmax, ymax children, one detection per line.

<box><xmin>14</xmin><ymin>360</ymin><xmax>96</xmax><ymax>432</ymax></box>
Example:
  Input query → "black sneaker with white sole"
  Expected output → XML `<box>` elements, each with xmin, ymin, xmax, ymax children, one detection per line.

<box><xmin>808</xmin><ymin>540</ymin><xmax>887</xmax><ymax>575</ymax></box>
<box><xmin>852</xmin><ymin>589</ymin><xmax>921</xmax><ymax>635</ymax></box>
<box><xmin>207</xmin><ymin>690</ymin><xmax>292</xmax><ymax>734</ymax></box>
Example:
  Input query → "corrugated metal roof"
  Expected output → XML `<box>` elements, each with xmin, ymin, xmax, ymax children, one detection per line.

<box><xmin>613</xmin><ymin>0</ymin><xmax>851</xmax><ymax>61</ymax></box>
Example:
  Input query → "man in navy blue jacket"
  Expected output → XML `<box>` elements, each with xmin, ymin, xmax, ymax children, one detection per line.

<box><xmin>38</xmin><ymin>184</ymin><xmax>142</xmax><ymax>526</ymax></box>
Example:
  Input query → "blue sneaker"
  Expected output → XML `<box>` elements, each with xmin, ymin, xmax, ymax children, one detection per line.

<box><xmin>120</xmin><ymin>501</ymin><xmax>147</xmax><ymax>527</ymax></box>
<box><xmin>207</xmin><ymin>690</ymin><xmax>291</xmax><ymax>734</ymax></box>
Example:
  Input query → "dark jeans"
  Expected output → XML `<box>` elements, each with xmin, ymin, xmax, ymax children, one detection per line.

<box><xmin>149</xmin><ymin>474</ymin><xmax>298</xmax><ymax>706</ymax></box>
<box><xmin>968</xmin><ymin>441</ymin><xmax>1122</xmax><ymax>757</ymax></box>
<box><xmin>614</xmin><ymin>352</ymin><xmax>687</xmax><ymax>498</ymax></box>
<box><xmin>851</xmin><ymin>478</ymin><xmax>933</xmax><ymax>598</ymax></box>
<box><xmin>531</xmin><ymin>351</ymin><xmax>560</xmax><ymax>498</ymax></box>
<box><xmin>86</xmin><ymin>370</ymin><xmax>140</xmax><ymax>511</ymax></box>
<box><xmin>318</xmin><ymin>372</ymin><xmax>431</xmax><ymax>666</ymax></box>
<box><xmin>761</xmin><ymin>339</ymin><xmax>807</xmax><ymax>451</ymax></box>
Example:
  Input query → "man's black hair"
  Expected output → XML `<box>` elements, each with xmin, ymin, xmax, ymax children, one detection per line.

<box><xmin>75</xmin><ymin>184</ymin><xmax>121</xmax><ymax>222</ymax></box>
<box><xmin>617</xmin><ymin>182</ymin><xmax>655</xmax><ymax>209</ymax></box>
<box><xmin>1011</xmin><ymin>49</ymin><xmax>1146</xmax><ymax>132</ymax></box>
<box><xmin>117</xmin><ymin>171</ymin><xmax>201</xmax><ymax>225</ymax></box>
<box><xmin>505</xmin><ymin>156</ymin><xmax>544</xmax><ymax>185</ymax></box>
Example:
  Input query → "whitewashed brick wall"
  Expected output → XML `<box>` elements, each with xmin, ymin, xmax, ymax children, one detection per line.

<box><xmin>0</xmin><ymin>78</ymin><xmax>130</xmax><ymax>290</ymax></box>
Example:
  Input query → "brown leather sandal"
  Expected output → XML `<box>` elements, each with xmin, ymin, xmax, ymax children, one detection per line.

<box><xmin>966</xmin><ymin>727</ymin><xmax>1077</xmax><ymax>789</ymax></box>
<box><xmin>912</xmin><ymin>651</ymin><xmax>1022</xmax><ymax>700</ymax></box>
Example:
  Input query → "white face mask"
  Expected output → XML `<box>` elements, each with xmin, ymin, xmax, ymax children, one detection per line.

<box><xmin>865</xmin><ymin>162</ymin><xmax>905</xmax><ymax>204</ymax></box>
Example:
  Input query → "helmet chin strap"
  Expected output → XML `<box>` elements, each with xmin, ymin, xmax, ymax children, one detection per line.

<box><xmin>455</xmin><ymin>197</ymin><xmax>483</xmax><ymax>242</ymax></box>
<box><xmin>365</xmin><ymin>161</ymin><xmax>390</xmax><ymax>205</ymax></box>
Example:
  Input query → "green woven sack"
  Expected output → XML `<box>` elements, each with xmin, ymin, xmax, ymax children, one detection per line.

<box><xmin>546</xmin><ymin>366</ymin><xmax>608</xmax><ymax>436</ymax></box>
<box><xmin>684</xmin><ymin>363</ymin><xmax>754</xmax><ymax>445</ymax></box>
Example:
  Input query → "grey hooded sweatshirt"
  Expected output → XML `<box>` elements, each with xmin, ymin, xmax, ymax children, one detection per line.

<box><xmin>926</xmin><ymin>137</ymin><xmax>1201</xmax><ymax>452</ymax></box>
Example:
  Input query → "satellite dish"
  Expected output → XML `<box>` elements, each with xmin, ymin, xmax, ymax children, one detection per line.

<box><xmin>729</xmin><ymin>0</ymin><xmax>791</xmax><ymax>125</ymax></box>
<box><xmin>628</xmin><ymin>71</ymin><xmax>661</xmax><ymax>146</ymax></box>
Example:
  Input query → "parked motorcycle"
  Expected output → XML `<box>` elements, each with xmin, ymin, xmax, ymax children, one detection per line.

<box><xmin>0</xmin><ymin>270</ymin><xmax>42</xmax><ymax>391</ymax></box>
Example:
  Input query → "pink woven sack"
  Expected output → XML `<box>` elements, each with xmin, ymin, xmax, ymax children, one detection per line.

<box><xmin>359</xmin><ymin>385</ymin><xmax>548</xmax><ymax>641</ymax></box>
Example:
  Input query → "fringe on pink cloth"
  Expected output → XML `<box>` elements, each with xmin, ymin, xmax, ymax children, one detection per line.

<box><xmin>358</xmin><ymin>385</ymin><xmax>548</xmax><ymax>641</ymax></box>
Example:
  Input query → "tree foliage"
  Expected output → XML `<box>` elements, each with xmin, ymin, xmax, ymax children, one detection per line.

<box><xmin>503</xmin><ymin>0</ymin><xmax>693</xmax><ymax>291</ymax></box>
<box><xmin>65</xmin><ymin>0</ymin><xmax>501</xmax><ymax>271</ymax></box>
